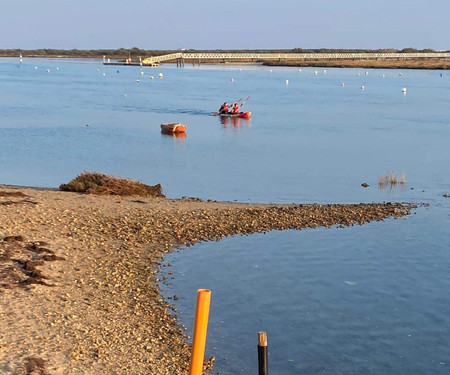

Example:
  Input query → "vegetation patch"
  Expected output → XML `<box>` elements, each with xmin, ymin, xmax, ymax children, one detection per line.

<box><xmin>59</xmin><ymin>172</ymin><xmax>165</xmax><ymax>197</ymax></box>
<box><xmin>0</xmin><ymin>236</ymin><xmax>63</xmax><ymax>290</ymax></box>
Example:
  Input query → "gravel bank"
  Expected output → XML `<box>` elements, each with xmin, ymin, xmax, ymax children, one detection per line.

<box><xmin>0</xmin><ymin>185</ymin><xmax>414</xmax><ymax>374</ymax></box>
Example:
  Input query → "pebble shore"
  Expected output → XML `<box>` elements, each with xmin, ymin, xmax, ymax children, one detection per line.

<box><xmin>0</xmin><ymin>185</ymin><xmax>414</xmax><ymax>374</ymax></box>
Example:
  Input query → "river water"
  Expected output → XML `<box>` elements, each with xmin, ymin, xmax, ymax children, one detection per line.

<box><xmin>1</xmin><ymin>58</ymin><xmax>449</xmax><ymax>374</ymax></box>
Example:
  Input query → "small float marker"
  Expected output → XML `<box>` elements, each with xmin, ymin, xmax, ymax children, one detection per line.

<box><xmin>341</xmin><ymin>83</ymin><xmax>345</xmax><ymax>87</ymax></box>
<box><xmin>136</xmin><ymin>79</ymin><xmax>140</xmax><ymax>82</ymax></box>
<box><xmin>382</xmin><ymin>74</ymin><xmax>386</xmax><ymax>78</ymax></box>
<box><xmin>269</xmin><ymin>69</ymin><xmax>272</xmax><ymax>73</ymax></box>
<box><xmin>56</xmin><ymin>67</ymin><xmax>60</xmax><ymax>70</ymax></box>
<box><xmin>399</xmin><ymin>73</ymin><xmax>403</xmax><ymax>76</ymax></box>
<box><xmin>123</xmin><ymin>94</ymin><xmax>127</xmax><ymax>97</ymax></box>
<box><xmin>34</xmin><ymin>66</ymin><xmax>38</xmax><ymax>69</ymax></box>
<box><xmin>298</xmin><ymin>68</ymin><xmax>302</xmax><ymax>72</ymax></box>
<box><xmin>46</xmin><ymin>69</ymin><xmax>50</xmax><ymax>73</ymax></box>
<box><xmin>323</xmin><ymin>69</ymin><xmax>327</xmax><ymax>74</ymax></box>
<box><xmin>140</xmin><ymin>71</ymin><xmax>144</xmax><ymax>75</ymax></box>
<box><xmin>360</xmin><ymin>85</ymin><xmax>365</xmax><ymax>90</ymax></box>
<box><xmin>285</xmin><ymin>79</ymin><xmax>289</xmax><ymax>85</ymax></box>
<box><xmin>365</xmin><ymin>71</ymin><xmax>369</xmax><ymax>76</ymax></box>
<box><xmin>230</xmin><ymin>78</ymin><xmax>234</xmax><ymax>82</ymax></box>
<box><xmin>402</xmin><ymin>88</ymin><xmax>407</xmax><ymax>93</ymax></box>
<box><xmin>150</xmin><ymin>76</ymin><xmax>154</xmax><ymax>80</ymax></box>
<box><xmin>314</xmin><ymin>70</ymin><xmax>318</xmax><ymax>75</ymax></box>
<box><xmin>158</xmin><ymin>73</ymin><xmax>163</xmax><ymax>78</ymax></box>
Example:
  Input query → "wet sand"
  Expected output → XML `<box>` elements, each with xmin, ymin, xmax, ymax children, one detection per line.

<box><xmin>0</xmin><ymin>185</ymin><xmax>414</xmax><ymax>374</ymax></box>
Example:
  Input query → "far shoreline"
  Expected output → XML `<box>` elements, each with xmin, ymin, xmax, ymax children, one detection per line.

<box><xmin>2</xmin><ymin>54</ymin><xmax>449</xmax><ymax>70</ymax></box>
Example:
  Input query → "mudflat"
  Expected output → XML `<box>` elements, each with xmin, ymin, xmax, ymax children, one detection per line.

<box><xmin>265</xmin><ymin>58</ymin><xmax>450</xmax><ymax>70</ymax></box>
<box><xmin>0</xmin><ymin>185</ymin><xmax>414</xmax><ymax>374</ymax></box>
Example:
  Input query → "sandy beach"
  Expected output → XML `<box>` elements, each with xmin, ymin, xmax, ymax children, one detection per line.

<box><xmin>0</xmin><ymin>185</ymin><xmax>414</xmax><ymax>374</ymax></box>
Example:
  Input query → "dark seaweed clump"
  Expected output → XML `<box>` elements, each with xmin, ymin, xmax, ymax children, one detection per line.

<box><xmin>59</xmin><ymin>172</ymin><xmax>164</xmax><ymax>198</ymax></box>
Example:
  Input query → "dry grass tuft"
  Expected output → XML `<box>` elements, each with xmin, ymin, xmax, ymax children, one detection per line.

<box><xmin>378</xmin><ymin>172</ymin><xmax>407</xmax><ymax>190</ymax></box>
<box><xmin>59</xmin><ymin>172</ymin><xmax>165</xmax><ymax>198</ymax></box>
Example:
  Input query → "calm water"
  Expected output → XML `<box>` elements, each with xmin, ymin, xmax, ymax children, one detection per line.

<box><xmin>1</xmin><ymin>58</ymin><xmax>449</xmax><ymax>374</ymax></box>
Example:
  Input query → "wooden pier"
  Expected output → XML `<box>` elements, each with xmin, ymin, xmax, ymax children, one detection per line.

<box><xmin>141</xmin><ymin>52</ymin><xmax>450</xmax><ymax>66</ymax></box>
<box><xmin>101</xmin><ymin>52</ymin><xmax>450</xmax><ymax>68</ymax></box>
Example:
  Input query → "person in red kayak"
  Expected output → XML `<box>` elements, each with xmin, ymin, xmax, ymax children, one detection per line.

<box><xmin>230</xmin><ymin>102</ymin><xmax>242</xmax><ymax>114</ymax></box>
<box><xmin>219</xmin><ymin>102</ymin><xmax>229</xmax><ymax>114</ymax></box>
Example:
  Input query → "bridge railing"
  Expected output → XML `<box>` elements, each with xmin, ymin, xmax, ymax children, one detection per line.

<box><xmin>142</xmin><ymin>52</ymin><xmax>450</xmax><ymax>63</ymax></box>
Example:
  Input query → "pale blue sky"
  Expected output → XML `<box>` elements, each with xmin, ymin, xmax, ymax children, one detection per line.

<box><xmin>0</xmin><ymin>0</ymin><xmax>448</xmax><ymax>50</ymax></box>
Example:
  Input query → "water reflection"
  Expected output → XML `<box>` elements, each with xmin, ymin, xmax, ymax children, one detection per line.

<box><xmin>219</xmin><ymin>116</ymin><xmax>251</xmax><ymax>128</ymax></box>
<box><xmin>161</xmin><ymin>132</ymin><xmax>186</xmax><ymax>139</ymax></box>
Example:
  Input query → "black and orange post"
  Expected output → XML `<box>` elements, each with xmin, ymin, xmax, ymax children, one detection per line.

<box><xmin>258</xmin><ymin>331</ymin><xmax>268</xmax><ymax>375</ymax></box>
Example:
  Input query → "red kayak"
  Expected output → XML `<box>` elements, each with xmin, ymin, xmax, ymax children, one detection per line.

<box><xmin>219</xmin><ymin>111</ymin><xmax>251</xmax><ymax>119</ymax></box>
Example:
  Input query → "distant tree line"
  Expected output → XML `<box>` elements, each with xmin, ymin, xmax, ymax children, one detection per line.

<box><xmin>0</xmin><ymin>47</ymin><xmax>448</xmax><ymax>58</ymax></box>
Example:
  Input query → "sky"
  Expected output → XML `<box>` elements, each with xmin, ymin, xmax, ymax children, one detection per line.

<box><xmin>0</xmin><ymin>0</ymin><xmax>449</xmax><ymax>50</ymax></box>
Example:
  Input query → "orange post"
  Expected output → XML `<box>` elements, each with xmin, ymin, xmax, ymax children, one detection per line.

<box><xmin>189</xmin><ymin>289</ymin><xmax>212</xmax><ymax>375</ymax></box>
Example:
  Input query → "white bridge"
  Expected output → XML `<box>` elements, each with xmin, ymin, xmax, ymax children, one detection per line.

<box><xmin>142</xmin><ymin>52</ymin><xmax>450</xmax><ymax>65</ymax></box>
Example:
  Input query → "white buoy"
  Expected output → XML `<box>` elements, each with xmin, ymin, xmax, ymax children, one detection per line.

<box><xmin>365</xmin><ymin>71</ymin><xmax>369</xmax><ymax>76</ymax></box>
<box><xmin>357</xmin><ymin>73</ymin><xmax>361</xmax><ymax>76</ymax></box>
<box><xmin>136</xmin><ymin>79</ymin><xmax>140</xmax><ymax>82</ymax></box>
<box><xmin>239</xmin><ymin>68</ymin><xmax>242</xmax><ymax>71</ymax></box>
<box><xmin>230</xmin><ymin>78</ymin><xmax>234</xmax><ymax>82</ymax></box>
<box><xmin>123</xmin><ymin>94</ymin><xmax>127</xmax><ymax>97</ymax></box>
<box><xmin>399</xmin><ymin>73</ymin><xmax>403</xmax><ymax>76</ymax></box>
<box><xmin>56</xmin><ymin>67</ymin><xmax>60</xmax><ymax>70</ymax></box>
<box><xmin>360</xmin><ymin>85</ymin><xmax>365</xmax><ymax>90</ymax></box>
<box><xmin>323</xmin><ymin>69</ymin><xmax>327</xmax><ymax>74</ymax></box>
<box><xmin>46</xmin><ymin>69</ymin><xmax>50</xmax><ymax>73</ymax></box>
<box><xmin>285</xmin><ymin>79</ymin><xmax>289</xmax><ymax>85</ymax></box>
<box><xmin>269</xmin><ymin>69</ymin><xmax>272</xmax><ymax>73</ymax></box>
<box><xmin>102</xmin><ymin>73</ymin><xmax>106</xmax><ymax>76</ymax></box>
<box><xmin>34</xmin><ymin>66</ymin><xmax>38</xmax><ymax>69</ymax></box>
<box><xmin>402</xmin><ymin>88</ymin><xmax>407</xmax><ymax>93</ymax></box>
<box><xmin>298</xmin><ymin>68</ymin><xmax>302</xmax><ymax>72</ymax></box>
<box><xmin>158</xmin><ymin>73</ymin><xmax>163</xmax><ymax>78</ymax></box>
<box><xmin>314</xmin><ymin>70</ymin><xmax>318</xmax><ymax>75</ymax></box>
<box><xmin>341</xmin><ymin>83</ymin><xmax>345</xmax><ymax>87</ymax></box>
<box><xmin>140</xmin><ymin>71</ymin><xmax>144</xmax><ymax>75</ymax></box>
<box><xmin>150</xmin><ymin>76</ymin><xmax>154</xmax><ymax>80</ymax></box>
<box><xmin>382</xmin><ymin>74</ymin><xmax>386</xmax><ymax>78</ymax></box>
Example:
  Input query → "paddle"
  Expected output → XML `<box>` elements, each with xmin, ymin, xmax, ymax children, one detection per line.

<box><xmin>240</xmin><ymin>95</ymin><xmax>250</xmax><ymax>108</ymax></box>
